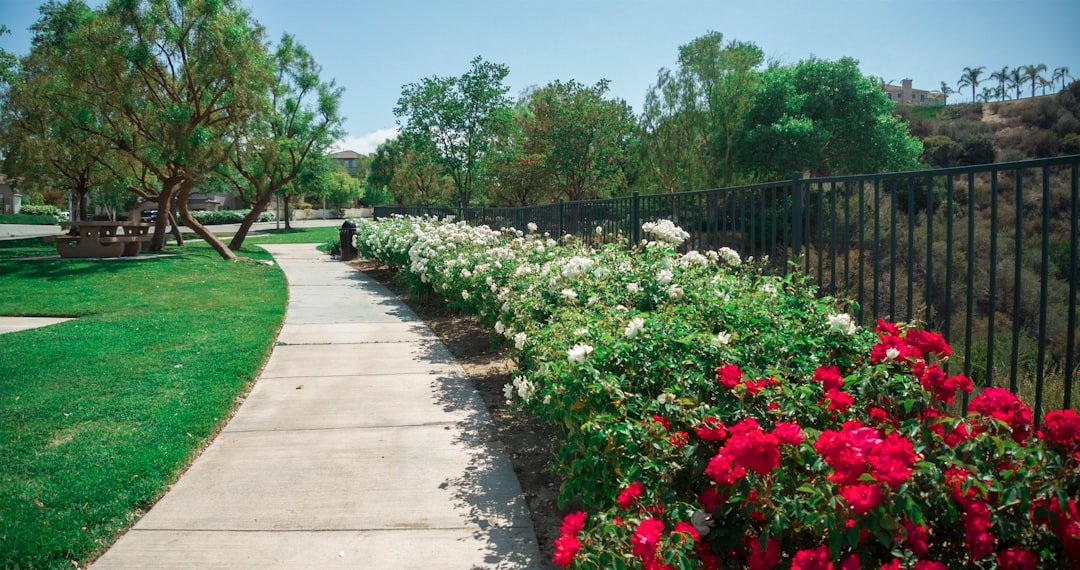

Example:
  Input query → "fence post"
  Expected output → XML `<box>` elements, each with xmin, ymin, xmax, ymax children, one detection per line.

<box><xmin>630</xmin><ymin>192</ymin><xmax>640</xmax><ymax>247</ymax></box>
<box><xmin>791</xmin><ymin>171</ymin><xmax>803</xmax><ymax>259</ymax></box>
<box><xmin>558</xmin><ymin>199</ymin><xmax>565</xmax><ymax>237</ymax></box>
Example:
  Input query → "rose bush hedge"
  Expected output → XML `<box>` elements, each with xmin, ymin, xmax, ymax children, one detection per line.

<box><xmin>355</xmin><ymin>216</ymin><xmax>1079</xmax><ymax>569</ymax></box>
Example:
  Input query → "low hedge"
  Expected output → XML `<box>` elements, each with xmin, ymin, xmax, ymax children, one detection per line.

<box><xmin>0</xmin><ymin>214</ymin><xmax>60</xmax><ymax>225</ymax></box>
<box><xmin>18</xmin><ymin>204</ymin><xmax>62</xmax><ymax>217</ymax></box>
<box><xmin>189</xmin><ymin>209</ymin><xmax>275</xmax><ymax>225</ymax></box>
<box><xmin>356</xmin><ymin>216</ymin><xmax>1080</xmax><ymax>569</ymax></box>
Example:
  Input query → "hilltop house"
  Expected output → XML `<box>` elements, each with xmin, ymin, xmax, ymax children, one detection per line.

<box><xmin>882</xmin><ymin>79</ymin><xmax>943</xmax><ymax>106</ymax></box>
<box><xmin>333</xmin><ymin>150</ymin><xmax>362</xmax><ymax>176</ymax></box>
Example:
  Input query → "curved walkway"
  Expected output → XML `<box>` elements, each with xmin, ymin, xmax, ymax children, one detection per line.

<box><xmin>93</xmin><ymin>244</ymin><xmax>539</xmax><ymax>568</ymax></box>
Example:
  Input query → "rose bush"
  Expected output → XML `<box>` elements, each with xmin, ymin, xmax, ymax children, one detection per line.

<box><xmin>355</xmin><ymin>216</ymin><xmax>1079</xmax><ymax>569</ymax></box>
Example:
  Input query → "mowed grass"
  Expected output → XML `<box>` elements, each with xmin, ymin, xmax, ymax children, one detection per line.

<box><xmin>0</xmin><ymin>243</ymin><xmax>287</xmax><ymax>568</ymax></box>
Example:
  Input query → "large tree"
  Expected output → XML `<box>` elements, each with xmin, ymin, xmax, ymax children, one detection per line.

<box><xmin>216</xmin><ymin>33</ymin><xmax>343</xmax><ymax>251</ymax></box>
<box><xmin>40</xmin><ymin>0</ymin><xmax>274</xmax><ymax>259</ymax></box>
<box><xmin>990</xmin><ymin>66</ymin><xmax>1010</xmax><ymax>101</ymax></box>
<box><xmin>741</xmin><ymin>57</ymin><xmax>922</xmax><ymax>178</ymax></box>
<box><xmin>640</xmin><ymin>32</ymin><xmax>763</xmax><ymax>191</ymax></box>
<box><xmin>1023</xmin><ymin>64</ymin><xmax>1048</xmax><ymax>98</ymax></box>
<box><xmin>957</xmin><ymin>66</ymin><xmax>985</xmax><ymax>103</ymax></box>
<box><xmin>938</xmin><ymin>81</ymin><xmax>954</xmax><ymax>106</ymax></box>
<box><xmin>394</xmin><ymin>56</ymin><xmax>511</xmax><ymax>209</ymax></box>
<box><xmin>0</xmin><ymin>0</ymin><xmax>112</xmax><ymax>221</ymax></box>
<box><xmin>522</xmin><ymin>79</ymin><xmax>638</xmax><ymax>201</ymax></box>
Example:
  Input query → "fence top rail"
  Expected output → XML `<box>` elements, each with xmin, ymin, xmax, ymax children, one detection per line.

<box><xmin>638</xmin><ymin>179</ymin><xmax>796</xmax><ymax>201</ymax></box>
<box><xmin>802</xmin><ymin>154</ymin><xmax>1080</xmax><ymax>185</ymax></box>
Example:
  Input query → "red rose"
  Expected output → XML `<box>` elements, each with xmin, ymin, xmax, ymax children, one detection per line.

<box><xmin>743</xmin><ymin>375</ymin><xmax>779</xmax><ymax>395</ymax></box>
<box><xmin>746</xmin><ymin>535</ymin><xmax>780</xmax><ymax>570</ymax></box>
<box><xmin>868</xmin><ymin>407</ymin><xmax>894</xmax><ymax>426</ymax></box>
<box><xmin>913</xmin><ymin>562</ymin><xmax>948</xmax><ymax>570</ymax></box>
<box><xmin>716</xmin><ymin>364</ymin><xmax>743</xmax><ymax>389</ymax></box>
<box><xmin>791</xmin><ymin>545</ymin><xmax>833</xmax><ymax>570</ymax></box>
<box><xmin>651</xmin><ymin>414</ymin><xmax>671</xmax><ymax>430</ymax></box>
<box><xmin>698</xmin><ymin>486</ymin><xmax>724</xmax><ymax>511</ymax></box>
<box><xmin>904</xmin><ymin>329</ymin><xmax>952</xmax><ymax>357</ymax></box>
<box><xmin>970</xmin><ymin>387</ymin><xmax>1032</xmax><ymax>442</ymax></box>
<box><xmin>963</xmin><ymin>500</ymin><xmax>996</xmax><ymax>561</ymax></box>
<box><xmin>840</xmin><ymin>554</ymin><xmax>860</xmax><ymax>570</ymax></box>
<box><xmin>879</xmin><ymin>560</ymin><xmax>900</xmax><ymax>570</ymax></box>
<box><xmin>560</xmin><ymin>511</ymin><xmax>587</xmax><ymax>537</ymax></box>
<box><xmin>875</xmin><ymin>319</ymin><xmax>902</xmax><ymax>335</ymax></box>
<box><xmin>871</xmin><ymin>334</ymin><xmax>917</xmax><ymax>363</ymax></box>
<box><xmin>616</xmin><ymin>481</ymin><xmax>644</xmax><ymax>510</ymax></box>
<box><xmin>631</xmin><ymin>517</ymin><xmax>665</xmax><ymax>559</ymax></box>
<box><xmin>705</xmin><ymin>451</ymin><xmax>745</xmax><ymax>485</ymax></box>
<box><xmin>840</xmin><ymin>483</ymin><xmax>883</xmax><ymax>515</ymax></box>
<box><xmin>1042</xmin><ymin>409</ymin><xmax>1080</xmax><ymax>449</ymax></box>
<box><xmin>867</xmin><ymin>432</ymin><xmax>916</xmax><ymax>488</ymax></box>
<box><xmin>724</xmin><ymin>425</ymin><xmax>781</xmax><ymax>476</ymax></box>
<box><xmin>694</xmin><ymin>417</ymin><xmax>727</xmax><ymax>442</ymax></box>
<box><xmin>672</xmin><ymin>521</ymin><xmax>699</xmax><ymax>543</ymax></box>
<box><xmin>823</xmin><ymin>388</ymin><xmax>855</xmax><ymax>413</ymax></box>
<box><xmin>552</xmin><ymin>534</ymin><xmax>581</xmax><ymax>567</ymax></box>
<box><xmin>995</xmin><ymin>547</ymin><xmax>1038</xmax><ymax>570</ymax></box>
<box><xmin>901</xmin><ymin>519</ymin><xmax>929</xmax><ymax>557</ymax></box>
<box><xmin>771</xmin><ymin>421</ymin><xmax>804</xmax><ymax>445</ymax></box>
<box><xmin>813</xmin><ymin>366</ymin><xmax>844</xmax><ymax>391</ymax></box>
<box><xmin>670</xmin><ymin>431</ymin><xmax>689</xmax><ymax>447</ymax></box>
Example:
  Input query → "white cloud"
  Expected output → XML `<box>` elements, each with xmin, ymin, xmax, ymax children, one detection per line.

<box><xmin>334</xmin><ymin>127</ymin><xmax>399</xmax><ymax>155</ymax></box>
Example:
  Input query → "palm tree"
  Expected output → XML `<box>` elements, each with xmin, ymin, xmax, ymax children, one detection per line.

<box><xmin>1009</xmin><ymin>68</ymin><xmax>1024</xmax><ymax>99</ymax></box>
<box><xmin>978</xmin><ymin>86</ymin><xmax>996</xmax><ymax>103</ymax></box>
<box><xmin>1023</xmin><ymin>64</ymin><xmax>1048</xmax><ymax>97</ymax></box>
<box><xmin>1039</xmin><ymin>77</ymin><xmax>1054</xmax><ymax>96</ymax></box>
<box><xmin>939</xmin><ymin>81</ymin><xmax>954</xmax><ymax>105</ymax></box>
<box><xmin>990</xmin><ymin>66</ymin><xmax>1010</xmax><ymax>101</ymax></box>
<box><xmin>958</xmin><ymin>66</ymin><xmax>985</xmax><ymax>103</ymax></box>
<box><xmin>1053</xmin><ymin>66</ymin><xmax>1071</xmax><ymax>91</ymax></box>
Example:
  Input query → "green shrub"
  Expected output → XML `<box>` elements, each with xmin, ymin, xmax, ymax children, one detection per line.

<box><xmin>920</xmin><ymin>135</ymin><xmax>962</xmax><ymax>167</ymax></box>
<box><xmin>1063</xmin><ymin>133</ymin><xmax>1080</xmax><ymax>155</ymax></box>
<box><xmin>0</xmin><ymin>214</ymin><xmax>60</xmax><ymax>225</ymax></box>
<box><xmin>18</xmin><ymin>204</ymin><xmax>62</xmax><ymax>217</ymax></box>
<box><xmin>189</xmin><ymin>209</ymin><xmax>276</xmax><ymax>225</ymax></box>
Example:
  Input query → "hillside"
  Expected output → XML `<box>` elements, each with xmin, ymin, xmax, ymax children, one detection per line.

<box><xmin>895</xmin><ymin>80</ymin><xmax>1080</xmax><ymax>168</ymax></box>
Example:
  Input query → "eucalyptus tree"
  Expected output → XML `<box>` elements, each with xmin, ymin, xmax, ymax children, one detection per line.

<box><xmin>216</xmin><ymin>33</ymin><xmax>344</xmax><ymax>251</ymax></box>
<box><xmin>938</xmin><ymin>81</ymin><xmax>954</xmax><ymax>106</ymax></box>
<box><xmin>641</xmin><ymin>31</ymin><xmax>763</xmax><ymax>191</ymax></box>
<box><xmin>395</xmin><ymin>56</ymin><xmax>512</xmax><ymax>209</ymax></box>
<box><xmin>990</xmin><ymin>66</ymin><xmax>1010</xmax><ymax>101</ymax></box>
<box><xmin>43</xmin><ymin>0</ymin><xmax>274</xmax><ymax>259</ymax></box>
<box><xmin>957</xmin><ymin>66</ymin><xmax>985</xmax><ymax>103</ymax></box>
<box><xmin>1023</xmin><ymin>64</ymin><xmax>1048</xmax><ymax>98</ymax></box>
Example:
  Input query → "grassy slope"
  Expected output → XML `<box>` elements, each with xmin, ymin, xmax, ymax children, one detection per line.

<box><xmin>0</xmin><ymin>243</ymin><xmax>286</xmax><ymax>567</ymax></box>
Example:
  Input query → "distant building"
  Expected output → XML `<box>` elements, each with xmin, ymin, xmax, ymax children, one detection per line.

<box><xmin>882</xmin><ymin>79</ymin><xmax>943</xmax><ymax>106</ymax></box>
<box><xmin>333</xmin><ymin>150</ymin><xmax>362</xmax><ymax>176</ymax></box>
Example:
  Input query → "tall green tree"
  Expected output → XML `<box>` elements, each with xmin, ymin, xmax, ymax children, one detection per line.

<box><xmin>0</xmin><ymin>0</ymin><xmax>111</xmax><ymax>221</ymax></box>
<box><xmin>1023</xmin><ymin>64</ymin><xmax>1048</xmax><ymax>98</ymax></box>
<box><xmin>1053</xmin><ymin>66</ymin><xmax>1071</xmax><ymax>91</ymax></box>
<box><xmin>640</xmin><ymin>32</ymin><xmax>763</xmax><ymax>191</ymax></box>
<box><xmin>366</xmin><ymin>137</ymin><xmax>403</xmax><ymax>201</ymax></box>
<box><xmin>43</xmin><ymin>0</ymin><xmax>274</xmax><ymax>259</ymax></box>
<box><xmin>483</xmin><ymin>99</ymin><xmax>552</xmax><ymax>206</ymax></box>
<box><xmin>216</xmin><ymin>33</ymin><xmax>344</xmax><ymax>251</ymax></box>
<box><xmin>394</xmin><ymin>56</ymin><xmax>511</xmax><ymax>208</ymax></box>
<box><xmin>742</xmin><ymin>57</ymin><xmax>922</xmax><ymax>177</ymax></box>
<box><xmin>990</xmin><ymin>66</ymin><xmax>1010</xmax><ymax>101</ymax></box>
<box><xmin>957</xmin><ymin>66</ymin><xmax>985</xmax><ymax>103</ymax></box>
<box><xmin>523</xmin><ymin>79</ymin><xmax>638</xmax><ymax>201</ymax></box>
<box><xmin>938</xmin><ymin>81</ymin><xmax>954</xmax><ymax>106</ymax></box>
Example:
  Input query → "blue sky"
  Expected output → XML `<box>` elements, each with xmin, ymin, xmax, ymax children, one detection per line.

<box><xmin>3</xmin><ymin>0</ymin><xmax>1079</xmax><ymax>153</ymax></box>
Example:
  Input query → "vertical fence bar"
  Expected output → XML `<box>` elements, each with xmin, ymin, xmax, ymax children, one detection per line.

<box><xmin>843</xmin><ymin>181</ymin><xmax>851</xmax><ymax>298</ymax></box>
<box><xmin>890</xmin><ymin>179</ymin><xmax>898</xmax><ymax>319</ymax></box>
<box><xmin>944</xmin><ymin>175</ymin><xmax>954</xmax><ymax>373</ymax></box>
<box><xmin>926</xmin><ymin>176</ymin><xmax>935</xmax><ymax>325</ymax></box>
<box><xmin>631</xmin><ymin>193</ymin><xmax>640</xmax><ymax>246</ymax></box>
<box><xmin>771</xmin><ymin>186</ymin><xmax>779</xmax><ymax>270</ymax></box>
<box><xmin>792</xmin><ymin>172</ymin><xmax>803</xmax><ymax>262</ymax></box>
<box><xmin>1010</xmin><ymin>170</ymin><xmax>1023</xmax><ymax>393</ymax></box>
<box><xmin>906</xmin><ymin>176</ymin><xmax>915</xmax><ymax>321</ymax></box>
<box><xmin>830</xmin><ymin>181</ymin><xmax>838</xmax><ymax>295</ymax></box>
<box><xmin>1034</xmin><ymin>167</ymin><xmax>1050</xmax><ymax>424</ymax></box>
<box><xmin>873</xmin><ymin>179</ymin><xmax>880</xmax><ymax>320</ymax></box>
<box><xmin>816</xmin><ymin>183</ymin><xmax>825</xmax><ymax>287</ymax></box>
<box><xmin>558</xmin><ymin>199</ymin><xmax>565</xmax><ymax>238</ymax></box>
<box><xmin>964</xmin><ymin>172</ymin><xmax>976</xmax><ymax>412</ymax></box>
<box><xmin>1067</xmin><ymin>163</ymin><xmax>1078</xmax><ymax>409</ymax></box>
<box><xmin>859</xmin><ymin>181</ymin><xmax>867</xmax><ymax>323</ymax></box>
<box><xmin>987</xmin><ymin>170</ymin><xmax>999</xmax><ymax>389</ymax></box>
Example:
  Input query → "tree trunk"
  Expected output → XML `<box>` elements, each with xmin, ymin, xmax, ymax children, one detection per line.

<box><xmin>149</xmin><ymin>180</ymin><xmax>179</xmax><ymax>251</ymax></box>
<box><xmin>77</xmin><ymin>189</ymin><xmax>89</xmax><ymax>221</ymax></box>
<box><xmin>283</xmin><ymin>192</ymin><xmax>292</xmax><ymax>230</ymax></box>
<box><xmin>229</xmin><ymin>188</ymin><xmax>274</xmax><ymax>251</ymax></box>
<box><xmin>167</xmin><ymin>209</ymin><xmax>184</xmax><ymax>246</ymax></box>
<box><xmin>177</xmin><ymin>179</ymin><xmax>236</xmax><ymax>261</ymax></box>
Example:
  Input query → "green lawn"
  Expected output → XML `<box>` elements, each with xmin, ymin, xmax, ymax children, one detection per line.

<box><xmin>0</xmin><ymin>243</ymin><xmax>287</xmax><ymax>567</ymax></box>
<box><xmin>0</xmin><ymin>236</ymin><xmax>56</xmax><ymax>260</ymax></box>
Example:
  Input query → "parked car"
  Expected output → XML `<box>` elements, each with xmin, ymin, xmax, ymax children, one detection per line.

<box><xmin>140</xmin><ymin>209</ymin><xmax>157</xmax><ymax>223</ymax></box>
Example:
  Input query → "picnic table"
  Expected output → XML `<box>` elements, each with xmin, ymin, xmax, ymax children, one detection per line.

<box><xmin>44</xmin><ymin>221</ymin><xmax>153</xmax><ymax>258</ymax></box>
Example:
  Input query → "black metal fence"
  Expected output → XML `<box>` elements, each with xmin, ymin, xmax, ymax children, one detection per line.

<box><xmin>375</xmin><ymin>155</ymin><xmax>1080</xmax><ymax>419</ymax></box>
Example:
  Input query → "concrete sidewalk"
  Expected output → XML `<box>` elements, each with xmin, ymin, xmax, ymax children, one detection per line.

<box><xmin>93</xmin><ymin>244</ymin><xmax>540</xmax><ymax>568</ymax></box>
